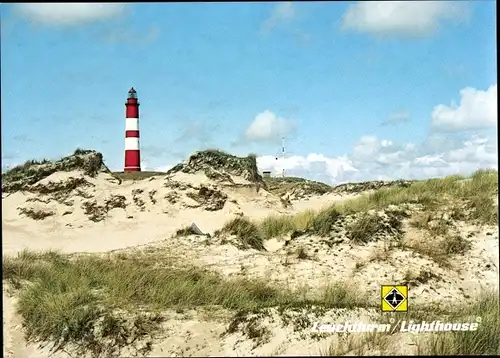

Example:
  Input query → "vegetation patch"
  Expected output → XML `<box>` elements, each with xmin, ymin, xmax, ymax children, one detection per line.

<box><xmin>406</xmin><ymin>233</ymin><xmax>472</xmax><ymax>268</ymax></box>
<box><xmin>410</xmin><ymin>212</ymin><xmax>451</xmax><ymax>237</ymax></box>
<box><xmin>342</xmin><ymin>170</ymin><xmax>496</xmax><ymax>224</ymax></box>
<box><xmin>320</xmin><ymin>282</ymin><xmax>369</xmax><ymax>309</ymax></box>
<box><xmin>320</xmin><ymin>330</ymin><xmax>392</xmax><ymax>356</ymax></box>
<box><xmin>163</xmin><ymin>191</ymin><xmax>179</xmax><ymax>204</ymax></box>
<box><xmin>203</xmin><ymin>167</ymin><xmax>234</xmax><ymax>183</ymax></box>
<box><xmin>185</xmin><ymin>186</ymin><xmax>228</xmax><ymax>211</ymax></box>
<box><xmin>75</xmin><ymin>188</ymin><xmax>94</xmax><ymax>199</ymax></box>
<box><xmin>402</xmin><ymin>268</ymin><xmax>442</xmax><ymax>287</ymax></box>
<box><xmin>331</xmin><ymin>178</ymin><xmax>414</xmax><ymax>195</ymax></box>
<box><xmin>148</xmin><ymin>190</ymin><xmax>157</xmax><ymax>204</ymax></box>
<box><xmin>167</xmin><ymin>149</ymin><xmax>264</xmax><ymax>186</ymax></box>
<box><xmin>259</xmin><ymin>215</ymin><xmax>295</xmax><ymax>240</ymax></box>
<box><xmin>224</xmin><ymin>309</ymin><xmax>272</xmax><ymax>348</ymax></box>
<box><xmin>263</xmin><ymin>176</ymin><xmax>331</xmax><ymax>198</ymax></box>
<box><xmin>174</xmin><ymin>223</ymin><xmax>207</xmax><ymax>238</ymax></box>
<box><xmin>225</xmin><ymin>282</ymin><xmax>367</xmax><ymax>345</ymax></box>
<box><xmin>105</xmin><ymin>195</ymin><xmax>127</xmax><ymax>210</ymax></box>
<box><xmin>215</xmin><ymin>217</ymin><xmax>265</xmax><ymax>251</ymax></box>
<box><xmin>82</xmin><ymin>201</ymin><xmax>108</xmax><ymax>222</ymax></box>
<box><xmin>347</xmin><ymin>212</ymin><xmax>403</xmax><ymax>244</ymax></box>
<box><xmin>415</xmin><ymin>291</ymin><xmax>499</xmax><ymax>355</ymax></box>
<box><xmin>17</xmin><ymin>207</ymin><xmax>55</xmax><ymax>221</ymax></box>
<box><xmin>131</xmin><ymin>189</ymin><xmax>146</xmax><ymax>211</ymax></box>
<box><xmin>26</xmin><ymin>197</ymin><xmax>52</xmax><ymax>204</ymax></box>
<box><xmin>277</xmin><ymin>306</ymin><xmax>326</xmax><ymax>333</ymax></box>
<box><xmin>467</xmin><ymin>192</ymin><xmax>498</xmax><ymax>225</ymax></box>
<box><xmin>29</xmin><ymin>177</ymin><xmax>93</xmax><ymax>197</ymax></box>
<box><xmin>2</xmin><ymin>149</ymin><xmax>106</xmax><ymax>193</ymax></box>
<box><xmin>442</xmin><ymin>234</ymin><xmax>472</xmax><ymax>255</ymax></box>
<box><xmin>309</xmin><ymin>206</ymin><xmax>343</xmax><ymax>237</ymax></box>
<box><xmin>81</xmin><ymin>195</ymin><xmax>127</xmax><ymax>222</ymax></box>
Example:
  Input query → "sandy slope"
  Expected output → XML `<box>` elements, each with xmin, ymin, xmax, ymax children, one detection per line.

<box><xmin>2</xmin><ymin>171</ymin><xmax>356</xmax><ymax>256</ymax></box>
<box><xmin>2</xmin><ymin>168</ymin><xmax>499</xmax><ymax>357</ymax></box>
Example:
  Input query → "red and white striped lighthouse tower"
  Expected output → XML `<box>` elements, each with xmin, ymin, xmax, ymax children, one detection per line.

<box><xmin>124</xmin><ymin>87</ymin><xmax>141</xmax><ymax>172</ymax></box>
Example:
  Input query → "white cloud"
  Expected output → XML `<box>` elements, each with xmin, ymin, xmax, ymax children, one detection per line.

<box><xmin>254</xmin><ymin>133</ymin><xmax>497</xmax><ymax>185</ymax></box>
<box><xmin>419</xmin><ymin>133</ymin><xmax>463</xmax><ymax>155</ymax></box>
<box><xmin>257</xmin><ymin>153</ymin><xmax>358</xmax><ymax>184</ymax></box>
<box><xmin>431</xmin><ymin>84</ymin><xmax>497</xmax><ymax>131</ymax></box>
<box><xmin>444</xmin><ymin>136</ymin><xmax>497</xmax><ymax>164</ymax></box>
<box><xmin>413</xmin><ymin>154</ymin><xmax>449</xmax><ymax>168</ymax></box>
<box><xmin>261</xmin><ymin>2</ymin><xmax>296</xmax><ymax>33</ymax></box>
<box><xmin>353</xmin><ymin>135</ymin><xmax>379</xmax><ymax>160</ymax></box>
<box><xmin>15</xmin><ymin>3</ymin><xmax>127</xmax><ymax>26</ymax></box>
<box><xmin>341</xmin><ymin>1</ymin><xmax>469</xmax><ymax>37</ymax></box>
<box><xmin>245</xmin><ymin>110</ymin><xmax>295</xmax><ymax>142</ymax></box>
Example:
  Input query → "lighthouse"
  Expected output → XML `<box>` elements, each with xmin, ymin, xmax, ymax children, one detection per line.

<box><xmin>124</xmin><ymin>87</ymin><xmax>141</xmax><ymax>172</ymax></box>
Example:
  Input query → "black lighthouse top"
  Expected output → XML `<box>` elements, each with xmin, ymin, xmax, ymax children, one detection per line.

<box><xmin>128</xmin><ymin>87</ymin><xmax>137</xmax><ymax>99</ymax></box>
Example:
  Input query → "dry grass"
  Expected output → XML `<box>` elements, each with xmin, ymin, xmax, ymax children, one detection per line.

<box><xmin>207</xmin><ymin>170</ymin><xmax>496</xmax><ymax>265</ymax></box>
<box><xmin>340</xmin><ymin>170</ymin><xmax>497</xmax><ymax>219</ymax></box>
<box><xmin>319</xmin><ymin>331</ymin><xmax>391</xmax><ymax>356</ymax></box>
<box><xmin>3</xmin><ymin>249</ymin><xmax>371</xmax><ymax>357</ymax></box>
<box><xmin>259</xmin><ymin>215</ymin><xmax>295</xmax><ymax>240</ymax></box>
<box><xmin>215</xmin><ymin>217</ymin><xmax>265</xmax><ymax>250</ymax></box>
<box><xmin>368</xmin><ymin>244</ymin><xmax>394</xmax><ymax>263</ymax></box>
<box><xmin>415</xmin><ymin>291</ymin><xmax>500</xmax><ymax>355</ymax></box>
<box><xmin>263</xmin><ymin>176</ymin><xmax>331</xmax><ymax>197</ymax></box>
<box><xmin>310</xmin><ymin>206</ymin><xmax>343</xmax><ymax>237</ymax></box>
<box><xmin>406</xmin><ymin>233</ymin><xmax>472</xmax><ymax>268</ymax></box>
<box><xmin>175</xmin><ymin>226</ymin><xmax>200</xmax><ymax>237</ymax></box>
<box><xmin>347</xmin><ymin>213</ymin><xmax>387</xmax><ymax>244</ymax></box>
<box><xmin>410</xmin><ymin>212</ymin><xmax>451</xmax><ymax>237</ymax></box>
<box><xmin>292</xmin><ymin>209</ymin><xmax>318</xmax><ymax>231</ymax></box>
<box><xmin>80</xmin><ymin>195</ymin><xmax>128</xmax><ymax>222</ymax></box>
<box><xmin>235</xmin><ymin>169</ymin><xmax>497</xmax><ymax>245</ymax></box>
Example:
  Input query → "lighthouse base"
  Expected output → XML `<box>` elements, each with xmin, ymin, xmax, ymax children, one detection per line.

<box><xmin>124</xmin><ymin>167</ymin><xmax>141</xmax><ymax>172</ymax></box>
<box><xmin>124</xmin><ymin>149</ymin><xmax>141</xmax><ymax>173</ymax></box>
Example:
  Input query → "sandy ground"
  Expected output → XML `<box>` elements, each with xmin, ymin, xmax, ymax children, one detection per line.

<box><xmin>2</xmin><ymin>169</ymin><xmax>499</xmax><ymax>357</ymax></box>
<box><xmin>2</xmin><ymin>171</ymin><xmax>357</xmax><ymax>256</ymax></box>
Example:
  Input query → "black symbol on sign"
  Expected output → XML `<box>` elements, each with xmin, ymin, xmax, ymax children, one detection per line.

<box><xmin>384</xmin><ymin>288</ymin><xmax>405</xmax><ymax>309</ymax></box>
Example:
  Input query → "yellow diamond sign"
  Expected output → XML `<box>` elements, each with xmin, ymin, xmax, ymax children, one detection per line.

<box><xmin>381</xmin><ymin>285</ymin><xmax>408</xmax><ymax>312</ymax></box>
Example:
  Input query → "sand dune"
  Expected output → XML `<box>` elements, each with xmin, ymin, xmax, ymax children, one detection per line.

<box><xmin>2</xmin><ymin>150</ymin><xmax>499</xmax><ymax>357</ymax></box>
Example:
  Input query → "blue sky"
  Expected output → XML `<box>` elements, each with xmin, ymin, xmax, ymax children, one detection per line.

<box><xmin>1</xmin><ymin>2</ymin><xmax>497</xmax><ymax>183</ymax></box>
